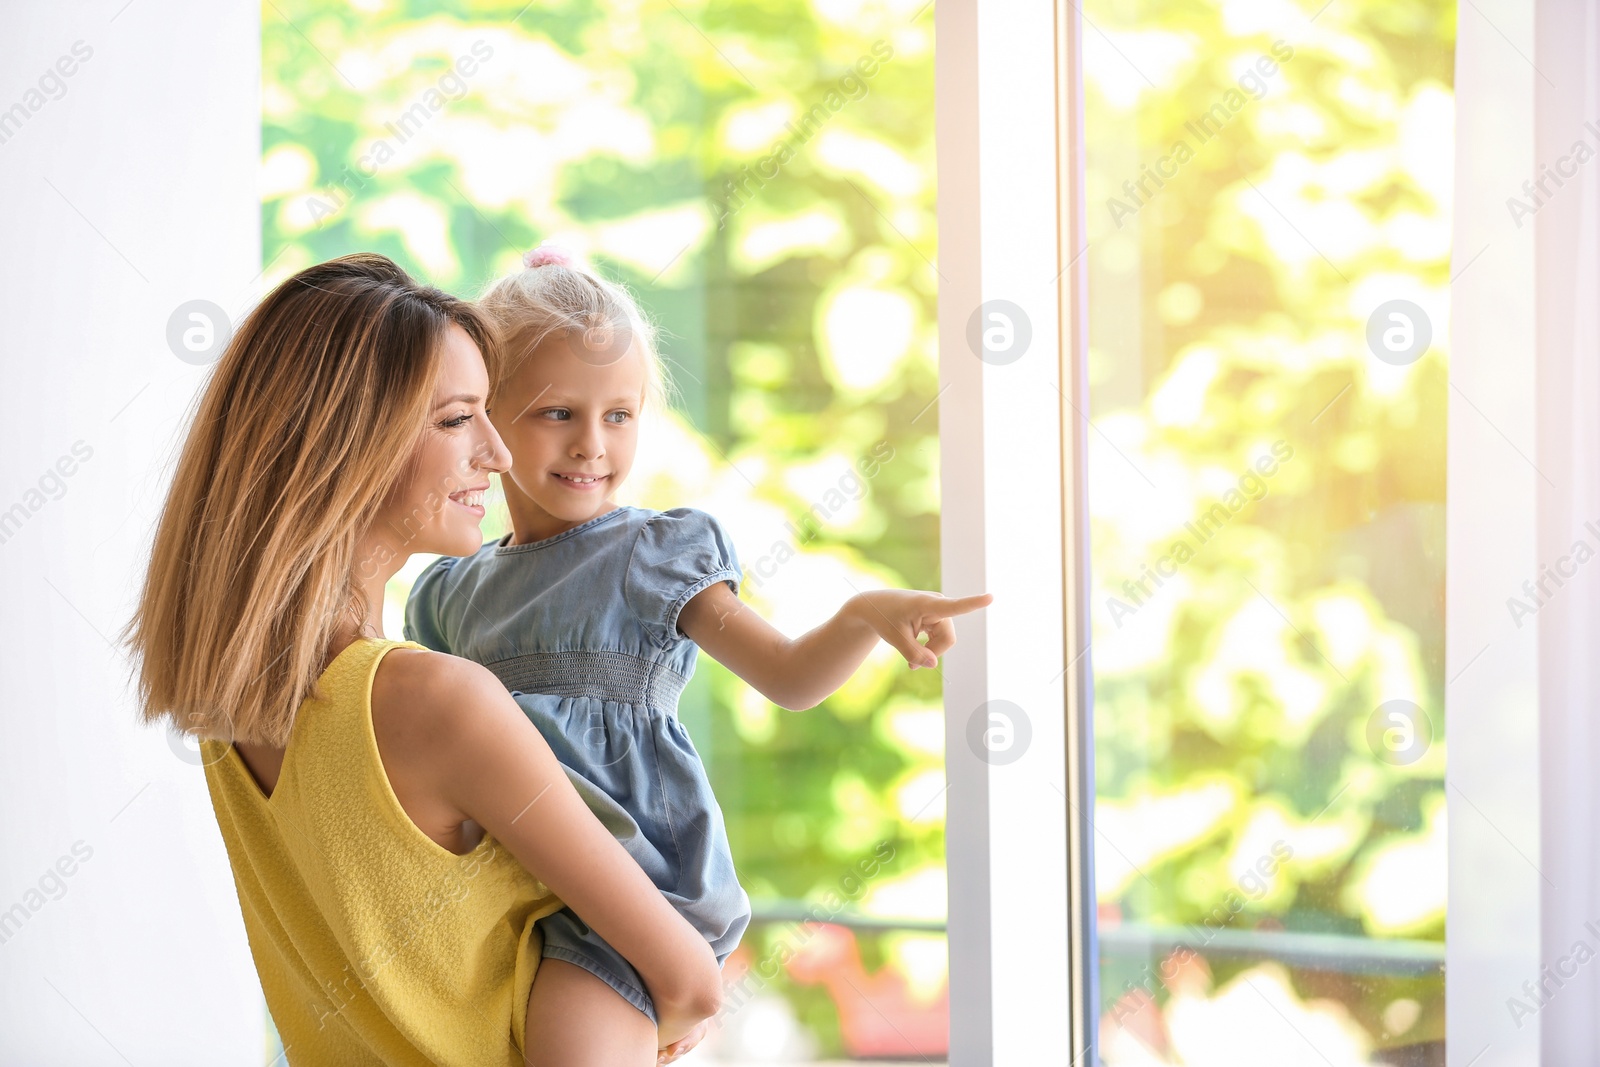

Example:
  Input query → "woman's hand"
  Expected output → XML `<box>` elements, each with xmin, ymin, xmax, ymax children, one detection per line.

<box><xmin>658</xmin><ymin>1019</ymin><xmax>708</xmax><ymax>1064</ymax></box>
<box><xmin>848</xmin><ymin>589</ymin><xmax>995</xmax><ymax>670</ymax></box>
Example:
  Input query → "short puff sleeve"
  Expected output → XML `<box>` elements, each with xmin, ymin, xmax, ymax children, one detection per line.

<box><xmin>624</xmin><ymin>507</ymin><xmax>743</xmax><ymax>649</ymax></box>
<box><xmin>402</xmin><ymin>553</ymin><xmax>460</xmax><ymax>654</ymax></box>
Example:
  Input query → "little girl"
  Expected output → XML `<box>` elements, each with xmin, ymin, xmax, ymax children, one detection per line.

<box><xmin>403</xmin><ymin>244</ymin><xmax>991</xmax><ymax>1064</ymax></box>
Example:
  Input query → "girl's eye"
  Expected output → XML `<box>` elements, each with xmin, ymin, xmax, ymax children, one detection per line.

<box><xmin>537</xmin><ymin>409</ymin><xmax>630</xmax><ymax>423</ymax></box>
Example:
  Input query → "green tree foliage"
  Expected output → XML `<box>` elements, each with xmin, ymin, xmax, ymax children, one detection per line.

<box><xmin>1083</xmin><ymin>0</ymin><xmax>1452</xmax><ymax>1053</ymax></box>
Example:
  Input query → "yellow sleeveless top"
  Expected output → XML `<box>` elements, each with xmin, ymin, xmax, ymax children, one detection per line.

<box><xmin>200</xmin><ymin>637</ymin><xmax>565</xmax><ymax>1066</ymax></box>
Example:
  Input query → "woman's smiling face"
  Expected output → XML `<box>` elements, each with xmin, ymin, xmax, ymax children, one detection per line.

<box><xmin>369</xmin><ymin>323</ymin><xmax>512</xmax><ymax>564</ymax></box>
<box><xmin>491</xmin><ymin>330</ymin><xmax>648</xmax><ymax>542</ymax></box>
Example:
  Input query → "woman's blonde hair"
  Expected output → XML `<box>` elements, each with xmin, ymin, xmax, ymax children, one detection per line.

<box><xmin>121</xmin><ymin>253</ymin><xmax>503</xmax><ymax>747</ymax></box>
<box><xmin>476</xmin><ymin>257</ymin><xmax>677</xmax><ymax>415</ymax></box>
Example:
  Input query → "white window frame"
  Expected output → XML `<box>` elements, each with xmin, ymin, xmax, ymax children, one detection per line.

<box><xmin>936</xmin><ymin>2</ymin><xmax>1095</xmax><ymax>1063</ymax></box>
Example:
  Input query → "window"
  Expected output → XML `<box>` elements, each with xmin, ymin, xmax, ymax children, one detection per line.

<box><xmin>1080</xmin><ymin>4</ymin><xmax>1452</xmax><ymax>1062</ymax></box>
<box><xmin>262</xmin><ymin>2</ymin><xmax>944</xmax><ymax>1061</ymax></box>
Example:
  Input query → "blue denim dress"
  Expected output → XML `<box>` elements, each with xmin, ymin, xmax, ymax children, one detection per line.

<box><xmin>402</xmin><ymin>504</ymin><xmax>751</xmax><ymax>1024</ymax></box>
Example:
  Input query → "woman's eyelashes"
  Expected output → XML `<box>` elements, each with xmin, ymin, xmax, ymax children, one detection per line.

<box><xmin>441</xmin><ymin>407</ymin><xmax>492</xmax><ymax>429</ymax></box>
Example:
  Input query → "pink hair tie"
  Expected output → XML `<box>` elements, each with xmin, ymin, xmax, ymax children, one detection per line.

<box><xmin>522</xmin><ymin>243</ymin><xmax>574</xmax><ymax>269</ymax></box>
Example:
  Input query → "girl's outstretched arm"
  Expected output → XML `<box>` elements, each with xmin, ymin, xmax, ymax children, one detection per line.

<box><xmin>679</xmin><ymin>584</ymin><xmax>993</xmax><ymax>711</ymax></box>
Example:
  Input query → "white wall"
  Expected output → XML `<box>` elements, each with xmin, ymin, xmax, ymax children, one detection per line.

<box><xmin>0</xmin><ymin>2</ymin><xmax>264</xmax><ymax>1062</ymax></box>
<box><xmin>1533</xmin><ymin>2</ymin><xmax>1600</xmax><ymax>1061</ymax></box>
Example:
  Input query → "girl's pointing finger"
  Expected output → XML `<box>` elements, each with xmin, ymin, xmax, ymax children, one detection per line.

<box><xmin>930</xmin><ymin>591</ymin><xmax>994</xmax><ymax>617</ymax></box>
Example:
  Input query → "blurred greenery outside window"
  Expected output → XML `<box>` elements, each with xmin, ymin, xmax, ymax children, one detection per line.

<box><xmin>1082</xmin><ymin>2</ymin><xmax>1452</xmax><ymax>1063</ymax></box>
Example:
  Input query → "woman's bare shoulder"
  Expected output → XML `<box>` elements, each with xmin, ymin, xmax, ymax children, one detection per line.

<box><xmin>371</xmin><ymin>646</ymin><xmax>515</xmax><ymax>737</ymax></box>
<box><xmin>369</xmin><ymin>647</ymin><xmax>535</xmax><ymax>848</ymax></box>
<box><xmin>377</xmin><ymin>644</ymin><xmax>482</xmax><ymax>691</ymax></box>
<box><xmin>370</xmin><ymin>648</ymin><xmax>596</xmax><ymax>876</ymax></box>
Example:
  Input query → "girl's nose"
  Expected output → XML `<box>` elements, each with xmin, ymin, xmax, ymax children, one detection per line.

<box><xmin>572</xmin><ymin>421</ymin><xmax>606</xmax><ymax>459</ymax></box>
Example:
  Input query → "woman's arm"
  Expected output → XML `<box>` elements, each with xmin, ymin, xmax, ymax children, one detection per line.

<box><xmin>394</xmin><ymin>651</ymin><xmax>722</xmax><ymax>1046</ymax></box>
<box><xmin>679</xmin><ymin>584</ymin><xmax>994</xmax><ymax>711</ymax></box>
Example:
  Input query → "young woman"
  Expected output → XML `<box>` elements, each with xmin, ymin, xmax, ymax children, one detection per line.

<box><xmin>120</xmin><ymin>253</ymin><xmax>717</xmax><ymax>1066</ymax></box>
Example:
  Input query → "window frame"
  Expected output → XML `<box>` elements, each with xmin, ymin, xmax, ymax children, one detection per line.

<box><xmin>935</xmin><ymin>1</ymin><xmax>1096</xmax><ymax>1062</ymax></box>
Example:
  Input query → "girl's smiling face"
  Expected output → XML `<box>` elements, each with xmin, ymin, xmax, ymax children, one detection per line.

<box><xmin>492</xmin><ymin>330</ymin><xmax>648</xmax><ymax>544</ymax></box>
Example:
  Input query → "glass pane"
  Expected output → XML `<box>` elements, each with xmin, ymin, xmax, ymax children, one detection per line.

<box><xmin>1080</xmin><ymin>4</ymin><xmax>1452</xmax><ymax>1064</ymax></box>
<box><xmin>262</xmin><ymin>2</ymin><xmax>941</xmax><ymax>1063</ymax></box>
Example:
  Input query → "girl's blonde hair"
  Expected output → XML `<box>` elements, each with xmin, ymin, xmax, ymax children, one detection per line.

<box><xmin>121</xmin><ymin>252</ymin><xmax>504</xmax><ymax>747</ymax></box>
<box><xmin>476</xmin><ymin>258</ymin><xmax>676</xmax><ymax>415</ymax></box>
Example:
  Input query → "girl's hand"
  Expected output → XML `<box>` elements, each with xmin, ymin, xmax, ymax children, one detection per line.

<box><xmin>658</xmin><ymin>1020</ymin><xmax>708</xmax><ymax>1064</ymax></box>
<box><xmin>848</xmin><ymin>589</ymin><xmax>995</xmax><ymax>670</ymax></box>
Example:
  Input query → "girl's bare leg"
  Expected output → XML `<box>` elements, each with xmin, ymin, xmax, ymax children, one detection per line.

<box><xmin>524</xmin><ymin>958</ymin><xmax>658</xmax><ymax>1067</ymax></box>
